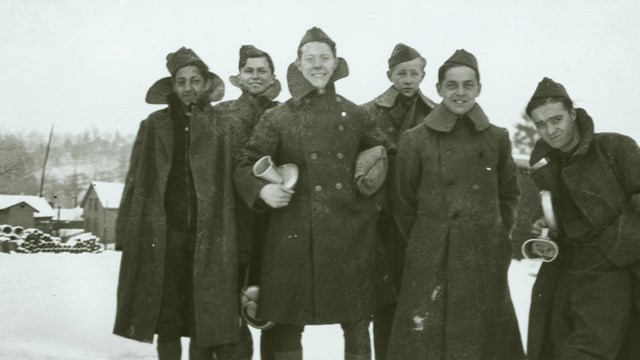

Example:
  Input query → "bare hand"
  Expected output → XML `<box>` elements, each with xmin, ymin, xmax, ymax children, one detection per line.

<box><xmin>259</xmin><ymin>183</ymin><xmax>294</xmax><ymax>208</ymax></box>
<box><xmin>531</xmin><ymin>218</ymin><xmax>557</xmax><ymax>238</ymax></box>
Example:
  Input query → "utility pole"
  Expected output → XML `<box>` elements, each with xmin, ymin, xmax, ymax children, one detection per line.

<box><xmin>39</xmin><ymin>124</ymin><xmax>55</xmax><ymax>197</ymax></box>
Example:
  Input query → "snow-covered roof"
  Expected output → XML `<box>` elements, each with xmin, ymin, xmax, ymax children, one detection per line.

<box><xmin>0</xmin><ymin>195</ymin><xmax>55</xmax><ymax>218</ymax></box>
<box><xmin>53</xmin><ymin>207</ymin><xmax>84</xmax><ymax>221</ymax></box>
<box><xmin>81</xmin><ymin>181</ymin><xmax>124</xmax><ymax>209</ymax></box>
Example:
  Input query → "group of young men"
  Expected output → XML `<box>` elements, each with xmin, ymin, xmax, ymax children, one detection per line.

<box><xmin>112</xmin><ymin>26</ymin><xmax>640</xmax><ymax>360</ymax></box>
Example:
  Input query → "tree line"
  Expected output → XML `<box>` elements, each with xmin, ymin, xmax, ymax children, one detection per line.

<box><xmin>0</xmin><ymin>128</ymin><xmax>135</xmax><ymax>208</ymax></box>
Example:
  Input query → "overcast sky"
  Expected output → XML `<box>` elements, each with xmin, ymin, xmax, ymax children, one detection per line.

<box><xmin>1</xmin><ymin>0</ymin><xmax>639</xmax><ymax>143</ymax></box>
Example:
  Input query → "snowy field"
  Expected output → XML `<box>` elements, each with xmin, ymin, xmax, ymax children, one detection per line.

<box><xmin>0</xmin><ymin>252</ymin><xmax>539</xmax><ymax>360</ymax></box>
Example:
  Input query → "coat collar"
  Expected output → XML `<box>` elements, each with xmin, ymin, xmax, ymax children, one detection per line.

<box><xmin>156</xmin><ymin>94</ymin><xmax>214</xmax><ymax>151</ymax></box>
<box><xmin>228</xmin><ymin>76</ymin><xmax>282</xmax><ymax>102</ymax></box>
<box><xmin>374</xmin><ymin>86</ymin><xmax>436</xmax><ymax>109</ymax></box>
<box><xmin>286</xmin><ymin>57</ymin><xmax>349</xmax><ymax>100</ymax></box>
<box><xmin>529</xmin><ymin>108</ymin><xmax>595</xmax><ymax>167</ymax></box>
<box><xmin>424</xmin><ymin>103</ymin><xmax>490</xmax><ymax>133</ymax></box>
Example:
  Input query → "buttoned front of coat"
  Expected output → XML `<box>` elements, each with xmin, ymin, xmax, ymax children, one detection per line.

<box><xmin>388</xmin><ymin>103</ymin><xmax>524</xmax><ymax>360</ymax></box>
<box><xmin>234</xmin><ymin>61</ymin><xmax>389</xmax><ymax>325</ymax></box>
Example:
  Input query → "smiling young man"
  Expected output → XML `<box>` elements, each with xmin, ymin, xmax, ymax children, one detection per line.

<box><xmin>361</xmin><ymin>43</ymin><xmax>435</xmax><ymax>360</ymax></box>
<box><xmin>525</xmin><ymin>78</ymin><xmax>640</xmax><ymax>360</ymax></box>
<box><xmin>233</xmin><ymin>27</ymin><xmax>390</xmax><ymax>360</ymax></box>
<box><xmin>114</xmin><ymin>47</ymin><xmax>252</xmax><ymax>360</ymax></box>
<box><xmin>386</xmin><ymin>49</ymin><xmax>524</xmax><ymax>360</ymax></box>
<box><xmin>214</xmin><ymin>44</ymin><xmax>282</xmax><ymax>360</ymax></box>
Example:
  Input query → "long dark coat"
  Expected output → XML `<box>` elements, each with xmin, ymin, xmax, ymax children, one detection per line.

<box><xmin>214</xmin><ymin>85</ymin><xmax>281</xmax><ymax>285</ymax></box>
<box><xmin>387</xmin><ymin>103</ymin><xmax>525</xmax><ymax>359</ymax></box>
<box><xmin>233</xmin><ymin>59</ymin><xmax>389</xmax><ymax>325</ymax></box>
<box><xmin>527</xmin><ymin>109</ymin><xmax>640</xmax><ymax>360</ymax></box>
<box><xmin>113</xmin><ymin>103</ymin><xmax>241</xmax><ymax>348</ymax></box>
<box><xmin>362</xmin><ymin>87</ymin><xmax>436</xmax><ymax>307</ymax></box>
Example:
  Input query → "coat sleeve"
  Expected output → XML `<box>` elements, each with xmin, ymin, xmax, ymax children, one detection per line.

<box><xmin>233</xmin><ymin>110</ymin><xmax>279</xmax><ymax>211</ymax></box>
<box><xmin>359</xmin><ymin>107</ymin><xmax>395</xmax><ymax>154</ymax></box>
<box><xmin>391</xmin><ymin>131</ymin><xmax>421</xmax><ymax>243</ymax></box>
<box><xmin>115</xmin><ymin>120</ymin><xmax>146</xmax><ymax>251</ymax></box>
<box><xmin>603</xmin><ymin>135</ymin><xmax>640</xmax><ymax>268</ymax></box>
<box><xmin>496</xmin><ymin>128</ymin><xmax>520</xmax><ymax>233</ymax></box>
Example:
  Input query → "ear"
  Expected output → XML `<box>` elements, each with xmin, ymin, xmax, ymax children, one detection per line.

<box><xmin>204</xmin><ymin>77</ymin><xmax>212</xmax><ymax>91</ymax></box>
<box><xmin>295</xmin><ymin>58</ymin><xmax>302</xmax><ymax>71</ymax></box>
<box><xmin>570</xmin><ymin>107</ymin><xmax>577</xmax><ymax>122</ymax></box>
<box><xmin>436</xmin><ymin>82</ymin><xmax>443</xmax><ymax>97</ymax></box>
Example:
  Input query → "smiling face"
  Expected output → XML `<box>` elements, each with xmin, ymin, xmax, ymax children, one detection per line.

<box><xmin>295</xmin><ymin>41</ymin><xmax>337</xmax><ymax>92</ymax></box>
<box><xmin>530</xmin><ymin>101</ymin><xmax>580</xmax><ymax>152</ymax></box>
<box><xmin>388</xmin><ymin>57</ymin><xmax>425</xmax><ymax>98</ymax></box>
<box><xmin>436</xmin><ymin>65</ymin><xmax>481</xmax><ymax>115</ymax></box>
<box><xmin>237</xmin><ymin>57</ymin><xmax>275</xmax><ymax>95</ymax></box>
<box><xmin>172</xmin><ymin>65</ymin><xmax>211</xmax><ymax>106</ymax></box>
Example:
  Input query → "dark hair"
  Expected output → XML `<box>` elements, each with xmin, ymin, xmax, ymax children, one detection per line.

<box><xmin>297</xmin><ymin>41</ymin><xmax>337</xmax><ymax>60</ymax></box>
<box><xmin>525</xmin><ymin>97</ymin><xmax>574</xmax><ymax>117</ymax></box>
<box><xmin>437</xmin><ymin>63</ymin><xmax>479</xmax><ymax>84</ymax></box>
<box><xmin>240</xmin><ymin>55</ymin><xmax>275</xmax><ymax>74</ymax></box>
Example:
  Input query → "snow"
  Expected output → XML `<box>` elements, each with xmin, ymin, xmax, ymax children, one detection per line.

<box><xmin>0</xmin><ymin>252</ymin><xmax>540</xmax><ymax>359</ymax></box>
<box><xmin>0</xmin><ymin>195</ymin><xmax>55</xmax><ymax>218</ymax></box>
<box><xmin>82</xmin><ymin>182</ymin><xmax>125</xmax><ymax>209</ymax></box>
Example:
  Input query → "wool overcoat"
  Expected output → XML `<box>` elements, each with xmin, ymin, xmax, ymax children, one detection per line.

<box><xmin>113</xmin><ymin>103</ymin><xmax>241</xmax><ymax>348</ymax></box>
<box><xmin>233</xmin><ymin>59</ymin><xmax>389</xmax><ymax>325</ymax></box>
<box><xmin>527</xmin><ymin>108</ymin><xmax>640</xmax><ymax>360</ymax></box>
<box><xmin>214</xmin><ymin>84</ymin><xmax>281</xmax><ymax>285</ymax></box>
<box><xmin>387</xmin><ymin>103</ymin><xmax>525</xmax><ymax>359</ymax></box>
<box><xmin>362</xmin><ymin>87</ymin><xmax>436</xmax><ymax>307</ymax></box>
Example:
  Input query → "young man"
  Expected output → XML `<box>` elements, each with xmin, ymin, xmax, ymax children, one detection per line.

<box><xmin>526</xmin><ymin>77</ymin><xmax>640</xmax><ymax>360</ymax></box>
<box><xmin>387</xmin><ymin>49</ymin><xmax>524</xmax><ymax>359</ymax></box>
<box><xmin>361</xmin><ymin>43</ymin><xmax>435</xmax><ymax>360</ymax></box>
<box><xmin>113</xmin><ymin>47</ymin><xmax>251</xmax><ymax>360</ymax></box>
<box><xmin>215</xmin><ymin>44</ymin><xmax>281</xmax><ymax>360</ymax></box>
<box><xmin>234</xmin><ymin>27</ymin><xmax>390</xmax><ymax>360</ymax></box>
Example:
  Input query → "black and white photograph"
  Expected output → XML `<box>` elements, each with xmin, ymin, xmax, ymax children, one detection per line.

<box><xmin>1</xmin><ymin>1</ymin><xmax>639</xmax><ymax>359</ymax></box>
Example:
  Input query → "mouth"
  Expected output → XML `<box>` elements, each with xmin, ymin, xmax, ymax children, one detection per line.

<box><xmin>452</xmin><ymin>99</ymin><xmax>466</xmax><ymax>105</ymax></box>
<box><xmin>310</xmin><ymin>73</ymin><xmax>326</xmax><ymax>78</ymax></box>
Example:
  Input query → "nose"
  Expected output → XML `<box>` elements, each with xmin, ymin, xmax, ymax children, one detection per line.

<box><xmin>311</xmin><ymin>57</ymin><xmax>322</xmax><ymax>68</ymax></box>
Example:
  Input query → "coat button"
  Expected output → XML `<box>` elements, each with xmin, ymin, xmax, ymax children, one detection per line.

<box><xmin>310</xmin><ymin>153</ymin><xmax>318</xmax><ymax>160</ymax></box>
<box><xmin>337</xmin><ymin>152</ymin><xmax>344</xmax><ymax>159</ymax></box>
<box><xmin>338</xmin><ymin>124</ymin><xmax>345</xmax><ymax>131</ymax></box>
<box><xmin>445</xmin><ymin>150</ymin><xmax>453</xmax><ymax>157</ymax></box>
<box><xmin>341</xmin><ymin>111</ymin><xmax>347</xmax><ymax>117</ymax></box>
<box><xmin>315</xmin><ymin>185</ymin><xmax>322</xmax><ymax>192</ymax></box>
<box><xmin>336</xmin><ymin>96</ymin><xmax>342</xmax><ymax>102</ymax></box>
<box><xmin>335</xmin><ymin>182</ymin><xmax>343</xmax><ymax>190</ymax></box>
<box><xmin>472</xmin><ymin>184</ymin><xmax>480</xmax><ymax>191</ymax></box>
<box><xmin>388</xmin><ymin>127</ymin><xmax>395</xmax><ymax>132</ymax></box>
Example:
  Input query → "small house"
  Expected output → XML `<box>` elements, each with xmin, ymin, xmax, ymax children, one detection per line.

<box><xmin>80</xmin><ymin>181</ymin><xmax>124</xmax><ymax>247</ymax></box>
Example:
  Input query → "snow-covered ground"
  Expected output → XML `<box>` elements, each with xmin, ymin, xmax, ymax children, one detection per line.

<box><xmin>0</xmin><ymin>252</ymin><xmax>540</xmax><ymax>359</ymax></box>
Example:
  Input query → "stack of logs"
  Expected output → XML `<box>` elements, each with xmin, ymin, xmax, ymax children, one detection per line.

<box><xmin>0</xmin><ymin>224</ymin><xmax>103</xmax><ymax>254</ymax></box>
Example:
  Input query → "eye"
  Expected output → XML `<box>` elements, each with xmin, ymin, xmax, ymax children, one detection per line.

<box><xmin>446</xmin><ymin>82</ymin><xmax>457</xmax><ymax>90</ymax></box>
<box><xmin>535</xmin><ymin>122</ymin><xmax>545</xmax><ymax>129</ymax></box>
<box><xmin>464</xmin><ymin>82</ymin><xmax>475</xmax><ymax>89</ymax></box>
